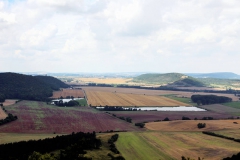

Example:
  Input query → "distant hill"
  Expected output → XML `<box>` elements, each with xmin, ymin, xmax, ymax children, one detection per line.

<box><xmin>169</xmin><ymin>77</ymin><xmax>205</xmax><ymax>87</ymax></box>
<box><xmin>0</xmin><ymin>73</ymin><xmax>69</xmax><ymax>102</ymax></box>
<box><xmin>133</xmin><ymin>73</ymin><xmax>205</xmax><ymax>87</ymax></box>
<box><xmin>186</xmin><ymin>72</ymin><xmax>240</xmax><ymax>79</ymax></box>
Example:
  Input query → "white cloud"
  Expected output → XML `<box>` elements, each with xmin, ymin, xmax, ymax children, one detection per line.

<box><xmin>0</xmin><ymin>0</ymin><xmax>240</xmax><ymax>74</ymax></box>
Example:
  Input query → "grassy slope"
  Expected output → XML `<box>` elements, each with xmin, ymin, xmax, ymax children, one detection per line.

<box><xmin>116</xmin><ymin>131</ymin><xmax>240</xmax><ymax>160</ymax></box>
<box><xmin>76</xmin><ymin>99</ymin><xmax>88</xmax><ymax>106</ymax></box>
<box><xmin>222</xmin><ymin>101</ymin><xmax>240</xmax><ymax>109</ymax></box>
<box><xmin>133</xmin><ymin>73</ymin><xmax>185</xmax><ymax>84</ymax></box>
<box><xmin>0</xmin><ymin>133</ymin><xmax>63</xmax><ymax>145</ymax></box>
<box><xmin>164</xmin><ymin>95</ymin><xmax>197</xmax><ymax>106</ymax></box>
<box><xmin>116</xmin><ymin>132</ymin><xmax>173</xmax><ymax>160</ymax></box>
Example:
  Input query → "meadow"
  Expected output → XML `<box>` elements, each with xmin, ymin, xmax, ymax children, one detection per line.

<box><xmin>116</xmin><ymin>131</ymin><xmax>240</xmax><ymax>160</ymax></box>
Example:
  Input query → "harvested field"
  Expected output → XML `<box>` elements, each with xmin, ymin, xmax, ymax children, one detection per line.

<box><xmin>0</xmin><ymin>133</ymin><xmax>62</xmax><ymax>145</ymax></box>
<box><xmin>85</xmin><ymin>90</ymin><xmax>190</xmax><ymax>107</ymax></box>
<box><xmin>51</xmin><ymin>89</ymin><xmax>84</xmax><ymax>98</ymax></box>
<box><xmin>82</xmin><ymin>87</ymin><xmax>239</xmax><ymax>101</ymax></box>
<box><xmin>116</xmin><ymin>131</ymin><xmax>240</xmax><ymax>160</ymax></box>
<box><xmin>108</xmin><ymin>110</ymin><xmax>233</xmax><ymax>123</ymax></box>
<box><xmin>76</xmin><ymin>78</ymin><xmax>134</xmax><ymax>84</ymax></box>
<box><xmin>0</xmin><ymin>108</ymin><xmax>7</xmax><ymax>119</ymax></box>
<box><xmin>2</xmin><ymin>99</ymin><xmax>17</xmax><ymax>106</ymax></box>
<box><xmin>0</xmin><ymin>101</ymin><xmax>140</xmax><ymax>134</ymax></box>
<box><xmin>145</xmin><ymin>120</ymin><xmax>240</xmax><ymax>131</ymax></box>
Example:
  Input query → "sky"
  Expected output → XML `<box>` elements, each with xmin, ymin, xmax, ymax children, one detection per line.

<box><xmin>0</xmin><ymin>0</ymin><xmax>240</xmax><ymax>74</ymax></box>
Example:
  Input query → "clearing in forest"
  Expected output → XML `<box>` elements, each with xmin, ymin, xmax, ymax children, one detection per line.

<box><xmin>85</xmin><ymin>90</ymin><xmax>190</xmax><ymax>107</ymax></box>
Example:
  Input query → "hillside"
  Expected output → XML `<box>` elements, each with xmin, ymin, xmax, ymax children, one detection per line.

<box><xmin>132</xmin><ymin>73</ymin><xmax>205</xmax><ymax>87</ymax></box>
<box><xmin>168</xmin><ymin>77</ymin><xmax>206</xmax><ymax>87</ymax></box>
<box><xmin>187</xmin><ymin>72</ymin><xmax>240</xmax><ymax>79</ymax></box>
<box><xmin>0</xmin><ymin>73</ymin><xmax>69</xmax><ymax>102</ymax></box>
<box><xmin>133</xmin><ymin>73</ymin><xmax>187</xmax><ymax>84</ymax></box>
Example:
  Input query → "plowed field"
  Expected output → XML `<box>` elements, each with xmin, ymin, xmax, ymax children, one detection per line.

<box><xmin>51</xmin><ymin>89</ymin><xmax>84</xmax><ymax>98</ymax></box>
<box><xmin>85</xmin><ymin>90</ymin><xmax>190</xmax><ymax>107</ymax></box>
<box><xmin>0</xmin><ymin>101</ymin><xmax>139</xmax><ymax>134</ymax></box>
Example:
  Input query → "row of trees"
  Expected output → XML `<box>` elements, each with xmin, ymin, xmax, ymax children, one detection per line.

<box><xmin>191</xmin><ymin>95</ymin><xmax>232</xmax><ymax>105</ymax></box>
<box><xmin>0</xmin><ymin>113</ymin><xmax>18</xmax><ymax>126</ymax></box>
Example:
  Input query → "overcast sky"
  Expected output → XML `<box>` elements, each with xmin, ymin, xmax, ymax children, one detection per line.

<box><xmin>0</xmin><ymin>0</ymin><xmax>240</xmax><ymax>74</ymax></box>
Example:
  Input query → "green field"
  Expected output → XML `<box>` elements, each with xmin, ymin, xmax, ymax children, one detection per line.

<box><xmin>222</xmin><ymin>101</ymin><xmax>240</xmax><ymax>109</ymax></box>
<box><xmin>165</xmin><ymin>95</ymin><xmax>197</xmax><ymax>106</ymax></box>
<box><xmin>0</xmin><ymin>133</ymin><xmax>63</xmax><ymax>145</ymax></box>
<box><xmin>116</xmin><ymin>131</ymin><xmax>240</xmax><ymax>160</ymax></box>
<box><xmin>76</xmin><ymin>99</ymin><xmax>88</xmax><ymax>106</ymax></box>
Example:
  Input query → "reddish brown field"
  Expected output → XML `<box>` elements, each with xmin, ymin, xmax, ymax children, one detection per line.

<box><xmin>108</xmin><ymin>110</ymin><xmax>234</xmax><ymax>123</ymax></box>
<box><xmin>0</xmin><ymin>101</ymin><xmax>140</xmax><ymax>134</ymax></box>
<box><xmin>0</xmin><ymin>108</ymin><xmax>7</xmax><ymax>119</ymax></box>
<box><xmin>82</xmin><ymin>87</ymin><xmax>239</xmax><ymax>101</ymax></box>
<box><xmin>85</xmin><ymin>90</ymin><xmax>190</xmax><ymax>107</ymax></box>
<box><xmin>145</xmin><ymin>120</ymin><xmax>240</xmax><ymax>131</ymax></box>
<box><xmin>51</xmin><ymin>89</ymin><xmax>85</xmax><ymax>98</ymax></box>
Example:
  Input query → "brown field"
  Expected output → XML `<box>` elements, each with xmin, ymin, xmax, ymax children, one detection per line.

<box><xmin>85</xmin><ymin>90</ymin><xmax>190</xmax><ymax>107</ymax></box>
<box><xmin>0</xmin><ymin>108</ymin><xmax>7</xmax><ymax>119</ymax></box>
<box><xmin>145</xmin><ymin>120</ymin><xmax>240</xmax><ymax>131</ymax></box>
<box><xmin>2</xmin><ymin>99</ymin><xmax>17</xmax><ymax>106</ymax></box>
<box><xmin>82</xmin><ymin>87</ymin><xmax>239</xmax><ymax>101</ymax></box>
<box><xmin>51</xmin><ymin>89</ymin><xmax>85</xmax><ymax>98</ymax></box>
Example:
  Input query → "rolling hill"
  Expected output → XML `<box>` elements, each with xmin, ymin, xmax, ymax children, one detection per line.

<box><xmin>187</xmin><ymin>72</ymin><xmax>240</xmax><ymax>79</ymax></box>
<box><xmin>0</xmin><ymin>72</ymin><xmax>69</xmax><ymax>102</ymax></box>
<box><xmin>132</xmin><ymin>73</ymin><xmax>205</xmax><ymax>87</ymax></box>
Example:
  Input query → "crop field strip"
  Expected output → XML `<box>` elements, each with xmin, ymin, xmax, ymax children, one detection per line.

<box><xmin>51</xmin><ymin>89</ymin><xmax>85</xmax><ymax>98</ymax></box>
<box><xmin>2</xmin><ymin>99</ymin><xmax>17</xmax><ymax>107</ymax></box>
<box><xmin>82</xmin><ymin>87</ymin><xmax>239</xmax><ymax>101</ymax></box>
<box><xmin>145</xmin><ymin>120</ymin><xmax>240</xmax><ymax>131</ymax></box>
<box><xmin>85</xmin><ymin>90</ymin><xmax>190</xmax><ymax>107</ymax></box>
<box><xmin>116</xmin><ymin>131</ymin><xmax>240</xmax><ymax>160</ymax></box>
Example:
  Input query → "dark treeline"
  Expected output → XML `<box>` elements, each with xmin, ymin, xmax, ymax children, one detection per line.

<box><xmin>0</xmin><ymin>73</ymin><xmax>69</xmax><ymax>102</ymax></box>
<box><xmin>0</xmin><ymin>113</ymin><xmax>18</xmax><ymax>126</ymax></box>
<box><xmin>0</xmin><ymin>132</ymin><xmax>101</xmax><ymax>160</ymax></box>
<box><xmin>53</xmin><ymin>100</ymin><xmax>80</xmax><ymax>107</ymax></box>
<box><xmin>202</xmin><ymin>131</ymin><xmax>240</xmax><ymax>142</ymax></box>
<box><xmin>135</xmin><ymin>123</ymin><xmax>145</xmax><ymax>128</ymax></box>
<box><xmin>191</xmin><ymin>95</ymin><xmax>232</xmax><ymax>105</ymax></box>
<box><xmin>223</xmin><ymin>152</ymin><xmax>240</xmax><ymax>160</ymax></box>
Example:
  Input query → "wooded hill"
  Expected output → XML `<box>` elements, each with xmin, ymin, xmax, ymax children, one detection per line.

<box><xmin>132</xmin><ymin>73</ymin><xmax>206</xmax><ymax>87</ymax></box>
<box><xmin>0</xmin><ymin>72</ymin><xmax>69</xmax><ymax>102</ymax></box>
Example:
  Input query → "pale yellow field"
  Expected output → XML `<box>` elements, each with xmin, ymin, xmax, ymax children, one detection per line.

<box><xmin>2</xmin><ymin>99</ymin><xmax>17</xmax><ymax>106</ymax></box>
<box><xmin>85</xmin><ymin>90</ymin><xmax>190</xmax><ymax>107</ymax></box>
<box><xmin>0</xmin><ymin>107</ymin><xmax>7</xmax><ymax>119</ymax></box>
<box><xmin>76</xmin><ymin>78</ymin><xmax>134</xmax><ymax>84</ymax></box>
<box><xmin>82</xmin><ymin>87</ymin><xmax>239</xmax><ymax>101</ymax></box>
